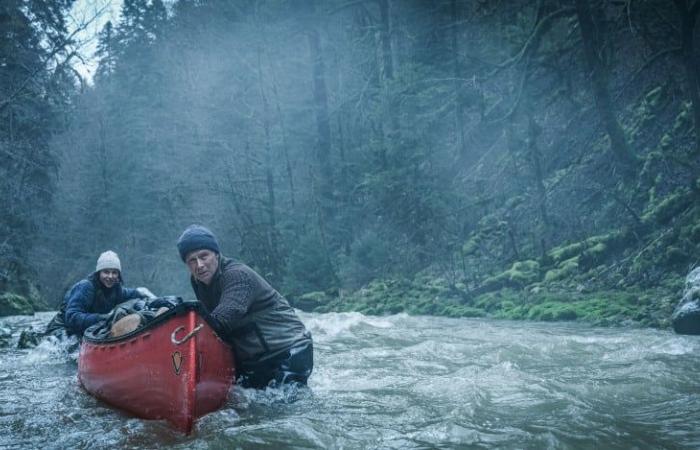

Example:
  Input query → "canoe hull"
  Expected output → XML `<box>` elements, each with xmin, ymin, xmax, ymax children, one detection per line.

<box><xmin>78</xmin><ymin>309</ymin><xmax>234</xmax><ymax>433</ymax></box>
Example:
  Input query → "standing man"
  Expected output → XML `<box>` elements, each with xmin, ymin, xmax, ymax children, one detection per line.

<box><xmin>177</xmin><ymin>224</ymin><xmax>313</xmax><ymax>388</ymax></box>
<box><xmin>46</xmin><ymin>250</ymin><xmax>154</xmax><ymax>337</ymax></box>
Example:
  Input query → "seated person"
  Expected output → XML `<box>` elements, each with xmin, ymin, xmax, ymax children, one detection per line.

<box><xmin>45</xmin><ymin>250</ymin><xmax>154</xmax><ymax>337</ymax></box>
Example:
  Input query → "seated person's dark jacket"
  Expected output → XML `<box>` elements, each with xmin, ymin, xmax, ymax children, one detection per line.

<box><xmin>191</xmin><ymin>256</ymin><xmax>312</xmax><ymax>366</ymax></box>
<box><xmin>59</xmin><ymin>272</ymin><xmax>141</xmax><ymax>336</ymax></box>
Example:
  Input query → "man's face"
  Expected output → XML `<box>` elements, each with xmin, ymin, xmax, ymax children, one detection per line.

<box><xmin>186</xmin><ymin>249</ymin><xmax>219</xmax><ymax>285</ymax></box>
<box><xmin>99</xmin><ymin>269</ymin><xmax>120</xmax><ymax>288</ymax></box>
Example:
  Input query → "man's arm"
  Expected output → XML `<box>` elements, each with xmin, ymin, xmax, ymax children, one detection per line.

<box><xmin>64</xmin><ymin>281</ymin><xmax>103</xmax><ymax>334</ymax></box>
<box><xmin>209</xmin><ymin>267</ymin><xmax>256</xmax><ymax>335</ymax></box>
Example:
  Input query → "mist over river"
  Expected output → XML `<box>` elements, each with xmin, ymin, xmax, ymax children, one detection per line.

<box><xmin>1</xmin><ymin>311</ymin><xmax>699</xmax><ymax>449</ymax></box>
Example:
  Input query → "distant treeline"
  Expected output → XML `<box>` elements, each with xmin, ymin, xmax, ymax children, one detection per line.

<box><xmin>1</xmin><ymin>1</ymin><xmax>699</xmax><ymax>324</ymax></box>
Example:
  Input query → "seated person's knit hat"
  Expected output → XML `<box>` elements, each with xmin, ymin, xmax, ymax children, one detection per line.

<box><xmin>96</xmin><ymin>250</ymin><xmax>121</xmax><ymax>272</ymax></box>
<box><xmin>177</xmin><ymin>225</ymin><xmax>220</xmax><ymax>261</ymax></box>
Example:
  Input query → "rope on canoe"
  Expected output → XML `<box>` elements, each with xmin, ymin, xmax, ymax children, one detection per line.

<box><xmin>171</xmin><ymin>323</ymin><xmax>204</xmax><ymax>345</ymax></box>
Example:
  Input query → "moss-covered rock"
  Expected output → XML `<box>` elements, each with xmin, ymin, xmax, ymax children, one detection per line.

<box><xmin>641</xmin><ymin>188</ymin><xmax>693</xmax><ymax>225</ymax></box>
<box><xmin>544</xmin><ymin>257</ymin><xmax>579</xmax><ymax>283</ymax></box>
<box><xmin>439</xmin><ymin>304</ymin><xmax>485</xmax><ymax>318</ymax></box>
<box><xmin>547</xmin><ymin>242</ymin><xmax>584</xmax><ymax>264</ymax></box>
<box><xmin>482</xmin><ymin>260</ymin><xmax>541</xmax><ymax>291</ymax></box>
<box><xmin>17</xmin><ymin>330</ymin><xmax>42</xmax><ymax>348</ymax></box>
<box><xmin>292</xmin><ymin>291</ymin><xmax>333</xmax><ymax>311</ymax></box>
<box><xmin>528</xmin><ymin>302</ymin><xmax>579</xmax><ymax>321</ymax></box>
<box><xmin>0</xmin><ymin>293</ymin><xmax>35</xmax><ymax>316</ymax></box>
<box><xmin>546</xmin><ymin>232</ymin><xmax>627</xmax><ymax>270</ymax></box>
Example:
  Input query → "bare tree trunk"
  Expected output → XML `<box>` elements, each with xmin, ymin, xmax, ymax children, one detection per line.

<box><xmin>256</xmin><ymin>47</ymin><xmax>281</xmax><ymax>280</ymax></box>
<box><xmin>451</xmin><ymin>0</ymin><xmax>467</xmax><ymax>158</ymax></box>
<box><xmin>378</xmin><ymin>0</ymin><xmax>399</xmax><ymax>166</ymax></box>
<box><xmin>262</xmin><ymin>22</ymin><xmax>296</xmax><ymax>208</ymax></box>
<box><xmin>305</xmin><ymin>0</ymin><xmax>334</xmax><ymax>223</ymax></box>
<box><xmin>378</xmin><ymin>0</ymin><xmax>394</xmax><ymax>80</ymax></box>
<box><xmin>574</xmin><ymin>0</ymin><xmax>637</xmax><ymax>173</ymax></box>
<box><xmin>269</xmin><ymin>73</ymin><xmax>296</xmax><ymax>208</ymax></box>
<box><xmin>528</xmin><ymin>114</ymin><xmax>550</xmax><ymax>256</ymax></box>
<box><xmin>672</xmin><ymin>0</ymin><xmax>700</xmax><ymax>154</ymax></box>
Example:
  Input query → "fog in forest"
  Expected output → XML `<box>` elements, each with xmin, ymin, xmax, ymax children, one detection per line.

<box><xmin>2</xmin><ymin>0</ymin><xmax>700</xmax><ymax>325</ymax></box>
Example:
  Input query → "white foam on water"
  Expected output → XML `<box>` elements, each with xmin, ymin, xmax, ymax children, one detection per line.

<box><xmin>303</xmin><ymin>311</ymin><xmax>393</xmax><ymax>338</ymax></box>
<box><xmin>22</xmin><ymin>335</ymin><xmax>79</xmax><ymax>365</ymax></box>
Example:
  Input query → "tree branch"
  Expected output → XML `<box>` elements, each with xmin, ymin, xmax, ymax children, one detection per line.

<box><xmin>483</xmin><ymin>7</ymin><xmax>576</xmax><ymax>78</ymax></box>
<box><xmin>614</xmin><ymin>46</ymin><xmax>682</xmax><ymax>101</ymax></box>
<box><xmin>0</xmin><ymin>4</ymin><xmax>108</xmax><ymax>111</ymax></box>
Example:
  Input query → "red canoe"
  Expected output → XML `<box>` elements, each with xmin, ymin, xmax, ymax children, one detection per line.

<box><xmin>78</xmin><ymin>302</ymin><xmax>235</xmax><ymax>433</ymax></box>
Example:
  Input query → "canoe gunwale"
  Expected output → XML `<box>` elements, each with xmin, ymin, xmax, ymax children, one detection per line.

<box><xmin>81</xmin><ymin>299</ymin><xmax>219</xmax><ymax>345</ymax></box>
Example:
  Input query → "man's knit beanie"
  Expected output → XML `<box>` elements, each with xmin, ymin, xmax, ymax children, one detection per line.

<box><xmin>96</xmin><ymin>250</ymin><xmax>122</xmax><ymax>272</ymax></box>
<box><xmin>177</xmin><ymin>225</ymin><xmax>220</xmax><ymax>261</ymax></box>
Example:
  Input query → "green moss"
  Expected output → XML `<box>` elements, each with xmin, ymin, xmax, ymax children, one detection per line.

<box><xmin>586</xmin><ymin>242</ymin><xmax>606</xmax><ymax>255</ymax></box>
<box><xmin>544</xmin><ymin>257</ymin><xmax>579</xmax><ymax>283</ymax></box>
<box><xmin>681</xmin><ymin>222</ymin><xmax>700</xmax><ymax>244</ymax></box>
<box><xmin>672</xmin><ymin>101</ymin><xmax>693</xmax><ymax>136</ymax></box>
<box><xmin>528</xmin><ymin>302</ymin><xmax>579</xmax><ymax>321</ymax></box>
<box><xmin>664</xmin><ymin>246</ymin><xmax>687</xmax><ymax>265</ymax></box>
<box><xmin>293</xmin><ymin>291</ymin><xmax>332</xmax><ymax>311</ymax></box>
<box><xmin>440</xmin><ymin>305</ymin><xmax>485</xmax><ymax>318</ymax></box>
<box><xmin>644</xmin><ymin>86</ymin><xmax>664</xmax><ymax>107</ymax></box>
<box><xmin>461</xmin><ymin>239</ymin><xmax>479</xmax><ymax>256</ymax></box>
<box><xmin>324</xmin><ymin>276</ymin><xmax>473</xmax><ymax>317</ymax></box>
<box><xmin>642</xmin><ymin>188</ymin><xmax>692</xmax><ymax>225</ymax></box>
<box><xmin>659</xmin><ymin>134</ymin><xmax>672</xmax><ymax>150</ymax></box>
<box><xmin>579</xmin><ymin>242</ymin><xmax>608</xmax><ymax>267</ymax></box>
<box><xmin>482</xmin><ymin>259</ymin><xmax>541</xmax><ymax>291</ymax></box>
<box><xmin>0</xmin><ymin>293</ymin><xmax>34</xmax><ymax>317</ymax></box>
<box><xmin>474</xmin><ymin>288</ymin><xmax>523</xmax><ymax>312</ymax></box>
<box><xmin>505</xmin><ymin>195</ymin><xmax>526</xmax><ymax>209</ymax></box>
<box><xmin>625</xmin><ymin>85</ymin><xmax>669</xmax><ymax>144</ymax></box>
<box><xmin>526</xmin><ymin>287</ymin><xmax>666</xmax><ymax>326</ymax></box>
<box><xmin>548</xmin><ymin>242</ymin><xmax>584</xmax><ymax>264</ymax></box>
<box><xmin>547</xmin><ymin>231</ymin><xmax>626</xmax><ymax>267</ymax></box>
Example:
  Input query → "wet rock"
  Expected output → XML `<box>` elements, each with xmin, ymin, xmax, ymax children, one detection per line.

<box><xmin>17</xmin><ymin>329</ymin><xmax>42</xmax><ymax>349</ymax></box>
<box><xmin>0</xmin><ymin>327</ymin><xmax>12</xmax><ymax>348</ymax></box>
<box><xmin>292</xmin><ymin>291</ymin><xmax>331</xmax><ymax>311</ymax></box>
<box><xmin>0</xmin><ymin>293</ymin><xmax>35</xmax><ymax>317</ymax></box>
<box><xmin>671</xmin><ymin>267</ymin><xmax>700</xmax><ymax>335</ymax></box>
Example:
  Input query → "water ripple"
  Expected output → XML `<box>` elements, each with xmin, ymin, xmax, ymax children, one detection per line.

<box><xmin>0</xmin><ymin>312</ymin><xmax>699</xmax><ymax>449</ymax></box>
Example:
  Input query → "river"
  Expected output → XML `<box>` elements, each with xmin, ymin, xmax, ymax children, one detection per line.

<box><xmin>1</xmin><ymin>311</ymin><xmax>699</xmax><ymax>449</ymax></box>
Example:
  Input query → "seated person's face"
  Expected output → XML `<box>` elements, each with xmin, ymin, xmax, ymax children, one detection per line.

<box><xmin>99</xmin><ymin>269</ymin><xmax>120</xmax><ymax>288</ymax></box>
<box><xmin>186</xmin><ymin>249</ymin><xmax>219</xmax><ymax>285</ymax></box>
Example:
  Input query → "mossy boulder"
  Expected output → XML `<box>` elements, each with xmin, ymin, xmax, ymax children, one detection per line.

<box><xmin>544</xmin><ymin>257</ymin><xmax>579</xmax><ymax>283</ymax></box>
<box><xmin>474</xmin><ymin>288</ymin><xmax>522</xmax><ymax>312</ymax></box>
<box><xmin>482</xmin><ymin>260</ymin><xmax>541</xmax><ymax>291</ymax></box>
<box><xmin>546</xmin><ymin>232</ymin><xmax>626</xmax><ymax>271</ymax></box>
<box><xmin>547</xmin><ymin>242</ymin><xmax>584</xmax><ymax>265</ymax></box>
<box><xmin>0</xmin><ymin>293</ymin><xmax>35</xmax><ymax>316</ymax></box>
<box><xmin>439</xmin><ymin>304</ymin><xmax>485</xmax><ymax>318</ymax></box>
<box><xmin>292</xmin><ymin>291</ymin><xmax>332</xmax><ymax>311</ymax></box>
<box><xmin>641</xmin><ymin>188</ymin><xmax>693</xmax><ymax>225</ymax></box>
<box><xmin>527</xmin><ymin>302</ymin><xmax>579</xmax><ymax>321</ymax></box>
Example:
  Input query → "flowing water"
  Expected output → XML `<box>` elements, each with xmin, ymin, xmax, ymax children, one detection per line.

<box><xmin>1</xmin><ymin>311</ymin><xmax>699</xmax><ymax>449</ymax></box>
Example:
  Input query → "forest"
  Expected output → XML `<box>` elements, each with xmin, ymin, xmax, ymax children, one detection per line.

<box><xmin>1</xmin><ymin>0</ymin><xmax>699</xmax><ymax>329</ymax></box>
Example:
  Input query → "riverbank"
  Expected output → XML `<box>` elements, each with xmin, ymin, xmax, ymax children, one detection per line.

<box><xmin>293</xmin><ymin>275</ymin><xmax>681</xmax><ymax>329</ymax></box>
<box><xmin>293</xmin><ymin>185</ymin><xmax>698</xmax><ymax>329</ymax></box>
<box><xmin>0</xmin><ymin>291</ymin><xmax>49</xmax><ymax>317</ymax></box>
